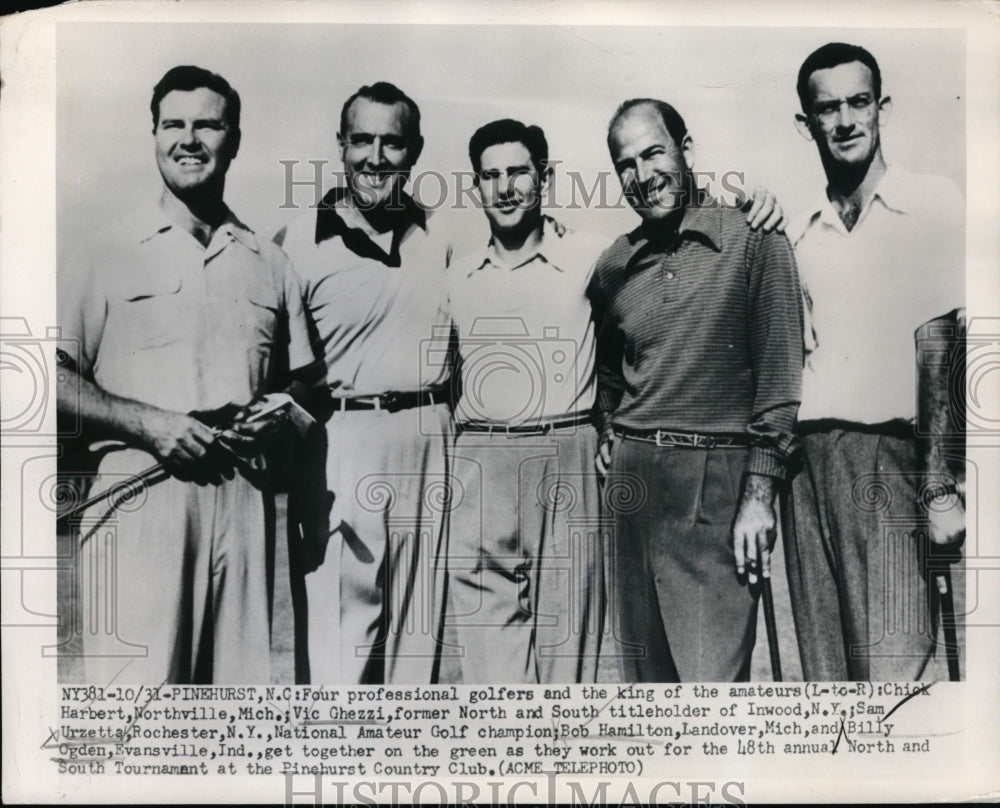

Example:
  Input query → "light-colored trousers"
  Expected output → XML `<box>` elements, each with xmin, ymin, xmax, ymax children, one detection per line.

<box><xmin>447</xmin><ymin>424</ymin><xmax>604</xmax><ymax>684</ymax></box>
<box><xmin>76</xmin><ymin>448</ymin><xmax>272</xmax><ymax>684</ymax></box>
<box><xmin>297</xmin><ymin>403</ymin><xmax>452</xmax><ymax>685</ymax></box>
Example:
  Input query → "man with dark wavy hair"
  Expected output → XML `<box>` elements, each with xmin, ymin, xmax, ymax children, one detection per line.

<box><xmin>446</xmin><ymin>118</ymin><xmax>606</xmax><ymax>683</ymax></box>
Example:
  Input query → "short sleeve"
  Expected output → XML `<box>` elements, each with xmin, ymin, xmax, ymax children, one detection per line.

<box><xmin>280</xmin><ymin>254</ymin><xmax>314</xmax><ymax>373</ymax></box>
<box><xmin>912</xmin><ymin>176</ymin><xmax>965</xmax><ymax>331</ymax></box>
<box><xmin>58</xmin><ymin>249</ymin><xmax>106</xmax><ymax>378</ymax></box>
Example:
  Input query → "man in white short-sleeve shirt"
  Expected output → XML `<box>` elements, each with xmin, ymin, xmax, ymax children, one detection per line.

<box><xmin>785</xmin><ymin>43</ymin><xmax>965</xmax><ymax>680</ymax></box>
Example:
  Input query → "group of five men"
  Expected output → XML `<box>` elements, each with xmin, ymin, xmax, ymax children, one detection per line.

<box><xmin>59</xmin><ymin>41</ymin><xmax>965</xmax><ymax>686</ymax></box>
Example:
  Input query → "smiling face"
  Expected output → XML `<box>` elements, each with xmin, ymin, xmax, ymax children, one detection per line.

<box><xmin>338</xmin><ymin>97</ymin><xmax>420</xmax><ymax>211</ymax></box>
<box><xmin>802</xmin><ymin>60</ymin><xmax>884</xmax><ymax>170</ymax></box>
<box><xmin>609</xmin><ymin>104</ymin><xmax>694</xmax><ymax>223</ymax></box>
<box><xmin>476</xmin><ymin>140</ymin><xmax>547</xmax><ymax>239</ymax></box>
<box><xmin>154</xmin><ymin>87</ymin><xmax>238</xmax><ymax>200</ymax></box>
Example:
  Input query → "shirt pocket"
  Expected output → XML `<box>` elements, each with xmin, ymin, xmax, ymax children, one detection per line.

<box><xmin>243</xmin><ymin>280</ymin><xmax>282</xmax><ymax>393</ymax></box>
<box><xmin>116</xmin><ymin>271</ymin><xmax>186</xmax><ymax>350</ymax></box>
<box><xmin>245</xmin><ymin>280</ymin><xmax>280</xmax><ymax>352</ymax></box>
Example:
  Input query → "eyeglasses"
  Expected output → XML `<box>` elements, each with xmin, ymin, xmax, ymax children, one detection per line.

<box><xmin>810</xmin><ymin>94</ymin><xmax>876</xmax><ymax>126</ymax></box>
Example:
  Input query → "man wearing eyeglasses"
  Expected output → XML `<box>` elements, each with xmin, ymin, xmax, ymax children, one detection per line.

<box><xmin>784</xmin><ymin>43</ymin><xmax>966</xmax><ymax>680</ymax></box>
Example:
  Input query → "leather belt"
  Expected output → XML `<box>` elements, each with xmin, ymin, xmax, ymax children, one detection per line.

<box><xmin>331</xmin><ymin>388</ymin><xmax>446</xmax><ymax>413</ymax></box>
<box><xmin>614</xmin><ymin>427</ymin><xmax>752</xmax><ymax>449</ymax></box>
<box><xmin>461</xmin><ymin>412</ymin><xmax>593</xmax><ymax>436</ymax></box>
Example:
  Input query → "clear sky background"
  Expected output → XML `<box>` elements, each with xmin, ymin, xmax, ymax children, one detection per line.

<box><xmin>57</xmin><ymin>23</ymin><xmax>964</xmax><ymax>264</ymax></box>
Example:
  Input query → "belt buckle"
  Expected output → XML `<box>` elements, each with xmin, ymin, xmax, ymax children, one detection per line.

<box><xmin>655</xmin><ymin>430</ymin><xmax>665</xmax><ymax>448</ymax></box>
<box><xmin>381</xmin><ymin>392</ymin><xmax>400</xmax><ymax>412</ymax></box>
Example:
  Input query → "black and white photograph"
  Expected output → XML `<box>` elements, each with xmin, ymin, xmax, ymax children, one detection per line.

<box><xmin>52</xmin><ymin>17</ymin><xmax>969</xmax><ymax>686</ymax></box>
<box><xmin>2</xmin><ymin>0</ymin><xmax>998</xmax><ymax>804</ymax></box>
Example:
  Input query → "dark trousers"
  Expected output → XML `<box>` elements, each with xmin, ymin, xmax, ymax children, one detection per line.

<box><xmin>783</xmin><ymin>428</ymin><xmax>949</xmax><ymax>680</ymax></box>
<box><xmin>608</xmin><ymin>439</ymin><xmax>757</xmax><ymax>682</ymax></box>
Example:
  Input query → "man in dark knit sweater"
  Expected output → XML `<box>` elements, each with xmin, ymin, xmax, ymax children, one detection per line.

<box><xmin>590</xmin><ymin>98</ymin><xmax>804</xmax><ymax>682</ymax></box>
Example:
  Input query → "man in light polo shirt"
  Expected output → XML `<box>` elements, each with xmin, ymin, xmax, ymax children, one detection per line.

<box><xmin>447</xmin><ymin>119</ymin><xmax>607</xmax><ymax>683</ymax></box>
<box><xmin>785</xmin><ymin>43</ymin><xmax>965</xmax><ymax>680</ymax></box>
<box><xmin>57</xmin><ymin>66</ymin><xmax>316</xmax><ymax>684</ymax></box>
<box><xmin>276</xmin><ymin>82</ymin><xmax>453</xmax><ymax>684</ymax></box>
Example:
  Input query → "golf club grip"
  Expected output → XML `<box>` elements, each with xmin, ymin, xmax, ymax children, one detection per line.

<box><xmin>937</xmin><ymin>572</ymin><xmax>960</xmax><ymax>681</ymax></box>
<box><xmin>763</xmin><ymin>579</ymin><xmax>783</xmax><ymax>681</ymax></box>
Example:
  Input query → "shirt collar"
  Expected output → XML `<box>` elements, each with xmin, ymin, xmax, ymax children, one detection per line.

<box><xmin>314</xmin><ymin>186</ymin><xmax>427</xmax><ymax>267</ymax></box>
<box><xmin>676</xmin><ymin>202</ymin><xmax>723</xmax><ymax>251</ymax></box>
<box><xmin>135</xmin><ymin>201</ymin><xmax>260</xmax><ymax>253</ymax></box>
<box><xmin>468</xmin><ymin>215</ymin><xmax>571</xmax><ymax>277</ymax></box>
<box><xmin>623</xmin><ymin>198</ymin><xmax>724</xmax><ymax>263</ymax></box>
<box><xmin>135</xmin><ymin>201</ymin><xmax>175</xmax><ymax>243</ymax></box>
<box><xmin>869</xmin><ymin>164</ymin><xmax>910</xmax><ymax>215</ymax></box>
<box><xmin>218</xmin><ymin>211</ymin><xmax>260</xmax><ymax>253</ymax></box>
<box><xmin>799</xmin><ymin>163</ymin><xmax>910</xmax><ymax>240</ymax></box>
